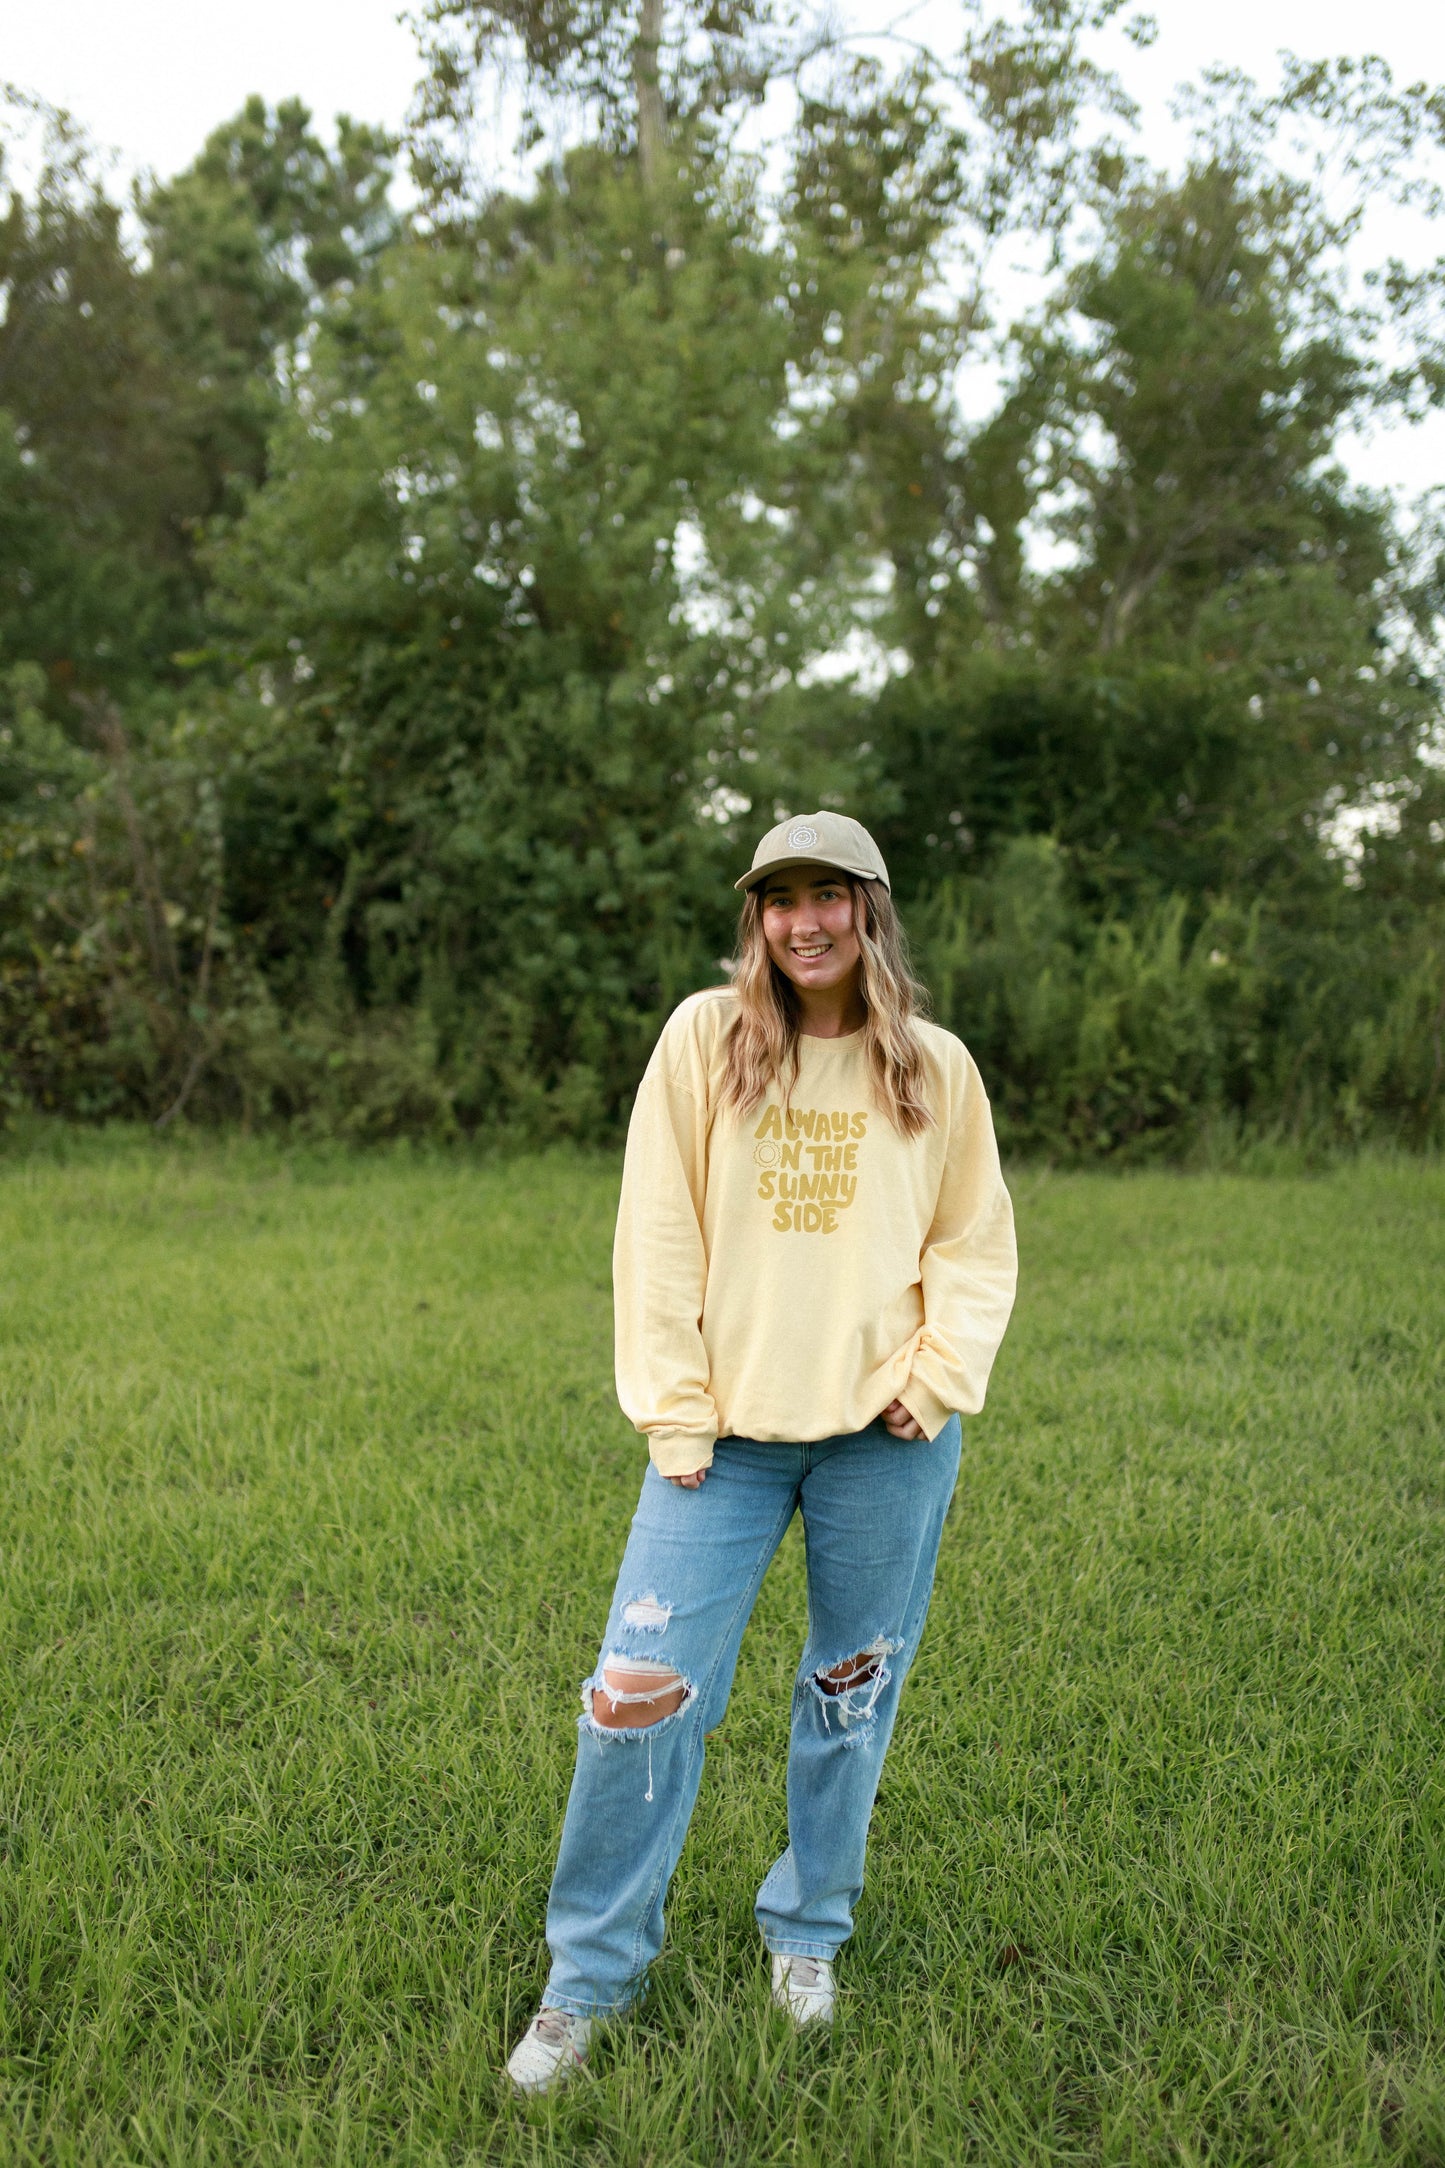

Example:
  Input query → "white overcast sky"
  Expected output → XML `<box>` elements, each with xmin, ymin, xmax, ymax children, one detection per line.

<box><xmin>5</xmin><ymin>0</ymin><xmax>1445</xmax><ymax>491</ymax></box>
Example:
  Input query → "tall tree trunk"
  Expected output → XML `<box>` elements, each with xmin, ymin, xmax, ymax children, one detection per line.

<box><xmin>634</xmin><ymin>0</ymin><xmax>667</xmax><ymax>199</ymax></box>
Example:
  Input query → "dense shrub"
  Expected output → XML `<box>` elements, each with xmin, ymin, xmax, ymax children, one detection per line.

<box><xmin>7</xmin><ymin>681</ymin><xmax>1441</xmax><ymax>1154</ymax></box>
<box><xmin>912</xmin><ymin>838</ymin><xmax>1445</xmax><ymax>1156</ymax></box>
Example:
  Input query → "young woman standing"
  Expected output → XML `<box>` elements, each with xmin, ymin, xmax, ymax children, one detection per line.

<box><xmin>507</xmin><ymin>812</ymin><xmax>1017</xmax><ymax>2093</ymax></box>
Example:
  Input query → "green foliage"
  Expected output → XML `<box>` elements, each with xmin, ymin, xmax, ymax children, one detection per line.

<box><xmin>1</xmin><ymin>1144</ymin><xmax>1443</xmax><ymax>2161</ymax></box>
<box><xmin>200</xmin><ymin>121</ymin><xmax>968</xmax><ymax>1123</ymax></box>
<box><xmin>867</xmin><ymin>646</ymin><xmax>1441</xmax><ymax>916</ymax></box>
<box><xmin>2</xmin><ymin>34</ymin><xmax>1444</xmax><ymax>1150</ymax></box>
<box><xmin>912</xmin><ymin>837</ymin><xmax>1445</xmax><ymax>1157</ymax></box>
<box><xmin>0</xmin><ymin>668</ymin><xmax>250</xmax><ymax>1124</ymax></box>
<box><xmin>0</xmin><ymin>662</ymin><xmax>108</xmax><ymax>1117</ymax></box>
<box><xmin>1050</xmin><ymin>164</ymin><xmax>1377</xmax><ymax>654</ymax></box>
<box><xmin>0</xmin><ymin>95</ymin><xmax>396</xmax><ymax>701</ymax></box>
<box><xmin>0</xmin><ymin>123</ymin><xmax>204</xmax><ymax>693</ymax></box>
<box><xmin>142</xmin><ymin>97</ymin><xmax>398</xmax><ymax>507</ymax></box>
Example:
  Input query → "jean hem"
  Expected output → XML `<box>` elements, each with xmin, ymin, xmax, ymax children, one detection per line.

<box><xmin>540</xmin><ymin>1985</ymin><xmax>640</xmax><ymax>2020</ymax></box>
<box><xmin>760</xmin><ymin>1935</ymin><xmax>842</xmax><ymax>1961</ymax></box>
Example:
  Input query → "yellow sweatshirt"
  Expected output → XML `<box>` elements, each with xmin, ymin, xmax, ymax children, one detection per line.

<box><xmin>613</xmin><ymin>989</ymin><xmax>1018</xmax><ymax>1477</ymax></box>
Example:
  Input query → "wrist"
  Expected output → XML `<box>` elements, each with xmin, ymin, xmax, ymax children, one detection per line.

<box><xmin>648</xmin><ymin>1429</ymin><xmax>717</xmax><ymax>1479</ymax></box>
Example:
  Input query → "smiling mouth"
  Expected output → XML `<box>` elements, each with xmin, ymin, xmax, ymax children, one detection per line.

<box><xmin>792</xmin><ymin>942</ymin><xmax>832</xmax><ymax>960</ymax></box>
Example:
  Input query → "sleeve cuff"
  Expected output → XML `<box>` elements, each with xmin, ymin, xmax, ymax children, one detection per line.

<box><xmin>647</xmin><ymin>1429</ymin><xmax>718</xmax><ymax>1478</ymax></box>
<box><xmin>897</xmin><ymin>1376</ymin><xmax>953</xmax><ymax>1441</ymax></box>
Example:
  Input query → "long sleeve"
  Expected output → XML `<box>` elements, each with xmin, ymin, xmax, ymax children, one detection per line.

<box><xmin>898</xmin><ymin>1051</ymin><xmax>1018</xmax><ymax>1439</ymax></box>
<box><xmin>612</xmin><ymin>1030</ymin><xmax>719</xmax><ymax>1477</ymax></box>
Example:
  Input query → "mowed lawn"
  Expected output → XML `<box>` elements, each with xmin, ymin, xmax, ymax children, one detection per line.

<box><xmin>0</xmin><ymin>1139</ymin><xmax>1442</xmax><ymax>2168</ymax></box>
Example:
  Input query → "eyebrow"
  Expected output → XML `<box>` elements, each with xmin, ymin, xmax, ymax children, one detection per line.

<box><xmin>764</xmin><ymin>875</ymin><xmax>842</xmax><ymax>900</ymax></box>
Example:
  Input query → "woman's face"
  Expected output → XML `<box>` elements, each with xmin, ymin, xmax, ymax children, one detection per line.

<box><xmin>759</xmin><ymin>868</ymin><xmax>862</xmax><ymax>998</ymax></box>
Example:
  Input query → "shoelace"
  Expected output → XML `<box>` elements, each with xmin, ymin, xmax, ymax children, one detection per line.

<box><xmin>532</xmin><ymin>2010</ymin><xmax>579</xmax><ymax>2047</ymax></box>
<box><xmin>787</xmin><ymin>1958</ymin><xmax>824</xmax><ymax>1990</ymax></box>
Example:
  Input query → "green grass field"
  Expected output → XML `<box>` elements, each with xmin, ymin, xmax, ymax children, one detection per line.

<box><xmin>1</xmin><ymin>1137</ymin><xmax>1442</xmax><ymax>2167</ymax></box>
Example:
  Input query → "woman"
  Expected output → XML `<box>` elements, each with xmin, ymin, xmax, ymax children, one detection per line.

<box><xmin>507</xmin><ymin>810</ymin><xmax>1017</xmax><ymax>2093</ymax></box>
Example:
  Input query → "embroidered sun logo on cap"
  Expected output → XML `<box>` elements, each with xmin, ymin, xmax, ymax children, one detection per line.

<box><xmin>787</xmin><ymin>823</ymin><xmax>818</xmax><ymax>848</ymax></box>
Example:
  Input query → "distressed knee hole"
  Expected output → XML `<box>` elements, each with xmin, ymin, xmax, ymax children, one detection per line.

<box><xmin>591</xmin><ymin>1659</ymin><xmax>689</xmax><ymax>1730</ymax></box>
<box><xmin>808</xmin><ymin>1635</ymin><xmax>900</xmax><ymax>1740</ymax></box>
<box><xmin>818</xmin><ymin>1651</ymin><xmax>881</xmax><ymax>1696</ymax></box>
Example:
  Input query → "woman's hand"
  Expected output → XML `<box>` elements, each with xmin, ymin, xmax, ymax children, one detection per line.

<box><xmin>665</xmin><ymin>1468</ymin><xmax>708</xmax><ymax>1488</ymax></box>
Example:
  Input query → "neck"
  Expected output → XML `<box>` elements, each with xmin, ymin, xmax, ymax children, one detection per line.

<box><xmin>795</xmin><ymin>970</ymin><xmax>867</xmax><ymax>1039</ymax></box>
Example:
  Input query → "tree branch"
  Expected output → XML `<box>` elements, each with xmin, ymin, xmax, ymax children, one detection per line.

<box><xmin>634</xmin><ymin>0</ymin><xmax>667</xmax><ymax>198</ymax></box>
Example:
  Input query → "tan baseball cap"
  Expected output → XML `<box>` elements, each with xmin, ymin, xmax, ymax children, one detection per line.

<box><xmin>735</xmin><ymin>810</ymin><xmax>890</xmax><ymax>893</ymax></box>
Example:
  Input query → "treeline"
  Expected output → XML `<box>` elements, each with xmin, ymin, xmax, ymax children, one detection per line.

<box><xmin>2</xmin><ymin>4</ymin><xmax>1444</xmax><ymax>1157</ymax></box>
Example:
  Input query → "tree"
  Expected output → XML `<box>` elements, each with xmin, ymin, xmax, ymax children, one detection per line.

<box><xmin>142</xmin><ymin>97</ymin><xmax>398</xmax><ymax>507</ymax></box>
<box><xmin>410</xmin><ymin>0</ymin><xmax>829</xmax><ymax>207</ymax></box>
<box><xmin>205</xmin><ymin>146</ymin><xmax>821</xmax><ymax>1123</ymax></box>
<box><xmin>1049</xmin><ymin>164</ymin><xmax>1376</xmax><ymax>655</ymax></box>
<box><xmin>0</xmin><ymin>96</ymin><xmax>397</xmax><ymax>707</ymax></box>
<box><xmin>864</xmin><ymin>154</ymin><xmax>1440</xmax><ymax>908</ymax></box>
<box><xmin>0</xmin><ymin>103</ymin><xmax>204</xmax><ymax>697</ymax></box>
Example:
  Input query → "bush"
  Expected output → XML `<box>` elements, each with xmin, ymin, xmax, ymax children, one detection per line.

<box><xmin>912</xmin><ymin>837</ymin><xmax>1445</xmax><ymax>1158</ymax></box>
<box><xmin>4</xmin><ymin>659</ymin><xmax>1441</xmax><ymax>1157</ymax></box>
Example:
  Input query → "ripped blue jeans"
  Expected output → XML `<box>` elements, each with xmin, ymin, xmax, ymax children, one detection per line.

<box><xmin>540</xmin><ymin>1414</ymin><xmax>962</xmax><ymax>2016</ymax></box>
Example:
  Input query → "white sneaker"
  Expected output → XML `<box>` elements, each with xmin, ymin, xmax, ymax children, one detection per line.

<box><xmin>770</xmin><ymin>1952</ymin><xmax>836</xmax><ymax>2026</ymax></box>
<box><xmin>505</xmin><ymin>2006</ymin><xmax>597</xmax><ymax>2094</ymax></box>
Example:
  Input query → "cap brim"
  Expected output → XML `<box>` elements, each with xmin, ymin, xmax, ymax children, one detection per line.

<box><xmin>734</xmin><ymin>855</ymin><xmax>886</xmax><ymax>893</ymax></box>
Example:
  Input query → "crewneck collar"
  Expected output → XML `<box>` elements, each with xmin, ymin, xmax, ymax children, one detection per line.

<box><xmin>797</xmin><ymin>1026</ymin><xmax>865</xmax><ymax>1050</ymax></box>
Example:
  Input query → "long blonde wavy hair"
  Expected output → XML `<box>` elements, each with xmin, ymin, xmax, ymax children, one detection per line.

<box><xmin>719</xmin><ymin>874</ymin><xmax>934</xmax><ymax>1137</ymax></box>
